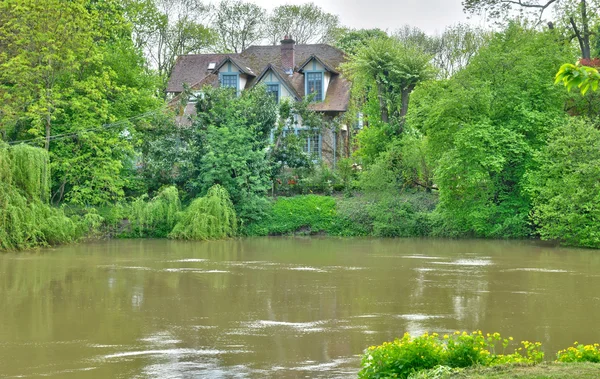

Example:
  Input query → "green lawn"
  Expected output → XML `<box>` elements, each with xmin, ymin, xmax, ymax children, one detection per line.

<box><xmin>450</xmin><ymin>363</ymin><xmax>600</xmax><ymax>378</ymax></box>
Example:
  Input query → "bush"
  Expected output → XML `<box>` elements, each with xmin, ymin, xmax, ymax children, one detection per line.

<box><xmin>526</xmin><ymin>118</ymin><xmax>600</xmax><ymax>248</ymax></box>
<box><xmin>170</xmin><ymin>184</ymin><xmax>237</xmax><ymax>240</ymax></box>
<box><xmin>557</xmin><ymin>343</ymin><xmax>600</xmax><ymax>363</ymax></box>
<box><xmin>127</xmin><ymin>186</ymin><xmax>182</xmax><ymax>237</ymax></box>
<box><xmin>0</xmin><ymin>144</ymin><xmax>81</xmax><ymax>250</ymax></box>
<box><xmin>243</xmin><ymin>195</ymin><xmax>338</xmax><ymax>236</ymax></box>
<box><xmin>359</xmin><ymin>331</ymin><xmax>544</xmax><ymax>379</ymax></box>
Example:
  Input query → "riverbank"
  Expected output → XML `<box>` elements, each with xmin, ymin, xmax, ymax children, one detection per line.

<box><xmin>445</xmin><ymin>363</ymin><xmax>600</xmax><ymax>378</ymax></box>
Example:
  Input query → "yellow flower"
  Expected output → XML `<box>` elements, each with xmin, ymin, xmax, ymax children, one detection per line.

<box><xmin>443</xmin><ymin>334</ymin><xmax>449</xmax><ymax>339</ymax></box>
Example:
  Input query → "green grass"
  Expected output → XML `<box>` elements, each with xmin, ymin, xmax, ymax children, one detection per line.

<box><xmin>415</xmin><ymin>363</ymin><xmax>600</xmax><ymax>378</ymax></box>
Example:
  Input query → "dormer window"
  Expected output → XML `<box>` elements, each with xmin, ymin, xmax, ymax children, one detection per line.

<box><xmin>266</xmin><ymin>84</ymin><xmax>280</xmax><ymax>103</ymax></box>
<box><xmin>220</xmin><ymin>74</ymin><xmax>238</xmax><ymax>90</ymax></box>
<box><xmin>306</xmin><ymin>72</ymin><xmax>323</xmax><ymax>101</ymax></box>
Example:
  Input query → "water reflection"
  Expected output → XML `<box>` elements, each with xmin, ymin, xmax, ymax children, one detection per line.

<box><xmin>0</xmin><ymin>238</ymin><xmax>599</xmax><ymax>378</ymax></box>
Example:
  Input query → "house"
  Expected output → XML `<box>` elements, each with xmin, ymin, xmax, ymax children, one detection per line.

<box><xmin>166</xmin><ymin>37</ymin><xmax>352</xmax><ymax>166</ymax></box>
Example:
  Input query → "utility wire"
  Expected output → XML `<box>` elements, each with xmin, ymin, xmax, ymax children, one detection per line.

<box><xmin>6</xmin><ymin>106</ymin><xmax>168</xmax><ymax>146</ymax></box>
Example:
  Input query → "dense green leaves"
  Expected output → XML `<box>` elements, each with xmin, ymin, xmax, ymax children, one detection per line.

<box><xmin>408</xmin><ymin>24</ymin><xmax>573</xmax><ymax>238</ymax></box>
<box><xmin>526</xmin><ymin>118</ymin><xmax>600</xmax><ymax>248</ymax></box>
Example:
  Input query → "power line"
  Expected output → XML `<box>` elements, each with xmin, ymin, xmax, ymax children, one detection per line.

<box><xmin>6</xmin><ymin>107</ymin><xmax>168</xmax><ymax>146</ymax></box>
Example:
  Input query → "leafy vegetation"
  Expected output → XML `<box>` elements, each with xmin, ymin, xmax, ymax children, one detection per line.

<box><xmin>0</xmin><ymin>144</ymin><xmax>80</xmax><ymax>249</ymax></box>
<box><xmin>170</xmin><ymin>184</ymin><xmax>237</xmax><ymax>240</ymax></box>
<box><xmin>359</xmin><ymin>331</ymin><xmax>544</xmax><ymax>379</ymax></box>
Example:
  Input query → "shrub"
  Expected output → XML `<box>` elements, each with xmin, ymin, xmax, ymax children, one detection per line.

<box><xmin>128</xmin><ymin>186</ymin><xmax>182</xmax><ymax>237</ymax></box>
<box><xmin>359</xmin><ymin>331</ymin><xmax>544</xmax><ymax>379</ymax></box>
<box><xmin>0</xmin><ymin>144</ymin><xmax>80</xmax><ymax>250</ymax></box>
<box><xmin>243</xmin><ymin>195</ymin><xmax>338</xmax><ymax>236</ymax></box>
<box><xmin>557</xmin><ymin>343</ymin><xmax>600</xmax><ymax>363</ymax></box>
<box><xmin>360</xmin><ymin>333</ymin><xmax>446</xmax><ymax>379</ymax></box>
<box><xmin>170</xmin><ymin>184</ymin><xmax>237</xmax><ymax>240</ymax></box>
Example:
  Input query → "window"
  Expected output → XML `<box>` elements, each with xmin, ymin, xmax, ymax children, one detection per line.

<box><xmin>298</xmin><ymin>130</ymin><xmax>321</xmax><ymax>156</ymax></box>
<box><xmin>266</xmin><ymin>84</ymin><xmax>279</xmax><ymax>103</ymax></box>
<box><xmin>208</xmin><ymin>62</ymin><xmax>216</xmax><ymax>70</ymax></box>
<box><xmin>220</xmin><ymin>74</ymin><xmax>237</xmax><ymax>89</ymax></box>
<box><xmin>306</xmin><ymin>72</ymin><xmax>323</xmax><ymax>101</ymax></box>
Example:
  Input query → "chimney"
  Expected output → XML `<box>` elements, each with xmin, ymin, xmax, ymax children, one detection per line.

<box><xmin>280</xmin><ymin>36</ymin><xmax>295</xmax><ymax>75</ymax></box>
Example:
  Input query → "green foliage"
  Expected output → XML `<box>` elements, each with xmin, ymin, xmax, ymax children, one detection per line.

<box><xmin>409</xmin><ymin>24</ymin><xmax>574</xmax><ymax>238</ymax></box>
<box><xmin>128</xmin><ymin>186</ymin><xmax>182</xmax><ymax>238</ymax></box>
<box><xmin>243</xmin><ymin>195</ymin><xmax>338</xmax><ymax>236</ymax></box>
<box><xmin>557</xmin><ymin>343</ymin><xmax>600</xmax><ymax>363</ymax></box>
<box><xmin>368</xmin><ymin>192</ymin><xmax>436</xmax><ymax>238</ymax></box>
<box><xmin>213</xmin><ymin>0</ymin><xmax>265</xmax><ymax>53</ymax></box>
<box><xmin>556</xmin><ymin>63</ymin><xmax>600</xmax><ymax>94</ymax></box>
<box><xmin>344</xmin><ymin>35</ymin><xmax>435</xmax><ymax>129</ymax></box>
<box><xmin>333</xmin><ymin>28</ymin><xmax>389</xmax><ymax>55</ymax></box>
<box><xmin>0</xmin><ymin>144</ymin><xmax>79</xmax><ymax>250</ymax></box>
<box><xmin>170</xmin><ymin>185</ymin><xmax>237</xmax><ymax>240</ymax></box>
<box><xmin>359</xmin><ymin>331</ymin><xmax>544</xmax><ymax>379</ymax></box>
<box><xmin>526</xmin><ymin>118</ymin><xmax>600</xmax><ymax>248</ymax></box>
<box><xmin>0</xmin><ymin>0</ymin><xmax>162</xmax><ymax>206</ymax></box>
<box><xmin>265</xmin><ymin>3</ymin><xmax>339</xmax><ymax>45</ymax></box>
<box><xmin>187</xmin><ymin>86</ymin><xmax>276</xmax><ymax>225</ymax></box>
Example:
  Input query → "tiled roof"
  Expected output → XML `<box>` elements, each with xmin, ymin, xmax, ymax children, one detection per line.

<box><xmin>166</xmin><ymin>44</ymin><xmax>350</xmax><ymax>112</ymax></box>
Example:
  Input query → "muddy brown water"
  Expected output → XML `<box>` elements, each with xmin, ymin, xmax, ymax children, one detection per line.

<box><xmin>1</xmin><ymin>238</ymin><xmax>599</xmax><ymax>378</ymax></box>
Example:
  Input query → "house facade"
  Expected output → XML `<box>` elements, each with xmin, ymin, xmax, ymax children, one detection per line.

<box><xmin>166</xmin><ymin>37</ymin><xmax>351</xmax><ymax>166</ymax></box>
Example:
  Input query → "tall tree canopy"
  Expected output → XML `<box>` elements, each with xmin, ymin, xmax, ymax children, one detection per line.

<box><xmin>408</xmin><ymin>24</ymin><xmax>575</xmax><ymax>237</ymax></box>
<box><xmin>266</xmin><ymin>3</ymin><xmax>339</xmax><ymax>44</ymax></box>
<box><xmin>122</xmin><ymin>0</ymin><xmax>215</xmax><ymax>91</ymax></box>
<box><xmin>212</xmin><ymin>0</ymin><xmax>266</xmax><ymax>53</ymax></box>
<box><xmin>463</xmin><ymin>0</ymin><xmax>599</xmax><ymax>59</ymax></box>
<box><xmin>344</xmin><ymin>36</ymin><xmax>435</xmax><ymax>132</ymax></box>
<box><xmin>1</xmin><ymin>0</ymin><xmax>161</xmax><ymax>205</ymax></box>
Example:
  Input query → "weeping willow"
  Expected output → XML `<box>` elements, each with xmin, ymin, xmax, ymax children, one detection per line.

<box><xmin>170</xmin><ymin>185</ymin><xmax>237</xmax><ymax>240</ymax></box>
<box><xmin>0</xmin><ymin>143</ymin><xmax>78</xmax><ymax>250</ymax></box>
<box><xmin>128</xmin><ymin>186</ymin><xmax>182</xmax><ymax>237</ymax></box>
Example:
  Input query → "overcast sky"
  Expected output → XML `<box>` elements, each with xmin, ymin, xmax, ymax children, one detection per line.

<box><xmin>247</xmin><ymin>0</ymin><xmax>486</xmax><ymax>35</ymax></box>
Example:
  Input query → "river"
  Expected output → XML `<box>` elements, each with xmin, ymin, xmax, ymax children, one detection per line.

<box><xmin>1</xmin><ymin>238</ymin><xmax>599</xmax><ymax>378</ymax></box>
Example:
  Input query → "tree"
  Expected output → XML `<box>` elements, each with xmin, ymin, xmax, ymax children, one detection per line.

<box><xmin>122</xmin><ymin>0</ymin><xmax>215</xmax><ymax>92</ymax></box>
<box><xmin>0</xmin><ymin>0</ymin><xmax>97</xmax><ymax>150</ymax></box>
<box><xmin>187</xmin><ymin>86</ymin><xmax>278</xmax><ymax>224</ymax></box>
<box><xmin>1</xmin><ymin>0</ymin><xmax>162</xmax><ymax>205</ymax></box>
<box><xmin>462</xmin><ymin>0</ymin><xmax>599</xmax><ymax>59</ymax></box>
<box><xmin>432</xmin><ymin>24</ymin><xmax>488</xmax><ymax>78</ymax></box>
<box><xmin>266</xmin><ymin>3</ymin><xmax>339</xmax><ymax>45</ymax></box>
<box><xmin>333</xmin><ymin>28</ymin><xmax>389</xmax><ymax>56</ymax></box>
<box><xmin>408</xmin><ymin>24</ymin><xmax>574</xmax><ymax>237</ymax></box>
<box><xmin>526</xmin><ymin>118</ymin><xmax>600</xmax><ymax>248</ymax></box>
<box><xmin>344</xmin><ymin>37</ymin><xmax>435</xmax><ymax>132</ymax></box>
<box><xmin>213</xmin><ymin>0</ymin><xmax>266</xmax><ymax>53</ymax></box>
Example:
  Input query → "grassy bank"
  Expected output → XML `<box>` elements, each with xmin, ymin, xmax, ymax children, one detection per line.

<box><xmin>242</xmin><ymin>191</ymin><xmax>438</xmax><ymax>237</ymax></box>
<box><xmin>417</xmin><ymin>363</ymin><xmax>600</xmax><ymax>378</ymax></box>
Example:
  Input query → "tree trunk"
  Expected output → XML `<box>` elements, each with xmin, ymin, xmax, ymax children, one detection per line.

<box><xmin>581</xmin><ymin>0</ymin><xmax>591</xmax><ymax>59</ymax></box>
<box><xmin>399</xmin><ymin>84</ymin><xmax>416</xmax><ymax>134</ymax></box>
<box><xmin>570</xmin><ymin>0</ymin><xmax>591</xmax><ymax>60</ymax></box>
<box><xmin>376</xmin><ymin>81</ymin><xmax>389</xmax><ymax>123</ymax></box>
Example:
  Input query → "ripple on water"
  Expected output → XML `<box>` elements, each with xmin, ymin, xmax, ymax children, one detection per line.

<box><xmin>288</xmin><ymin>266</ymin><xmax>328</xmax><ymax>273</ymax></box>
<box><xmin>395</xmin><ymin>314</ymin><xmax>447</xmax><ymax>321</ymax></box>
<box><xmin>162</xmin><ymin>268</ymin><xmax>229</xmax><ymax>273</ymax></box>
<box><xmin>401</xmin><ymin>255</ymin><xmax>444</xmax><ymax>260</ymax></box>
<box><xmin>241</xmin><ymin>320</ymin><xmax>327</xmax><ymax>333</ymax></box>
<box><xmin>504</xmin><ymin>268</ymin><xmax>571</xmax><ymax>273</ymax></box>
<box><xmin>103</xmin><ymin>348</ymin><xmax>224</xmax><ymax>359</ymax></box>
<box><xmin>432</xmin><ymin>259</ymin><xmax>493</xmax><ymax>267</ymax></box>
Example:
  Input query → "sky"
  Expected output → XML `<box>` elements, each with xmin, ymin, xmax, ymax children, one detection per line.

<box><xmin>248</xmin><ymin>0</ymin><xmax>487</xmax><ymax>35</ymax></box>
